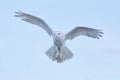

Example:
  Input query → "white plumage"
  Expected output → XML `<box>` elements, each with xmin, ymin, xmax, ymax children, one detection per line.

<box><xmin>15</xmin><ymin>11</ymin><xmax>103</xmax><ymax>63</ymax></box>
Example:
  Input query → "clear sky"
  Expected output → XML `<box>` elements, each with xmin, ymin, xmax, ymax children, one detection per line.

<box><xmin>0</xmin><ymin>0</ymin><xmax>120</xmax><ymax>80</ymax></box>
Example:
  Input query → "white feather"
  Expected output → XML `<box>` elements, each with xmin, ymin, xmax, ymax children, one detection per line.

<box><xmin>15</xmin><ymin>11</ymin><xmax>53</xmax><ymax>36</ymax></box>
<box><xmin>65</xmin><ymin>26</ymin><xmax>103</xmax><ymax>40</ymax></box>
<box><xmin>46</xmin><ymin>46</ymin><xmax>73</xmax><ymax>63</ymax></box>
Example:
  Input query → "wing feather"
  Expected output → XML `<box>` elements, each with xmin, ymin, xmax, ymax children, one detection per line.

<box><xmin>15</xmin><ymin>11</ymin><xmax>53</xmax><ymax>36</ymax></box>
<box><xmin>65</xmin><ymin>26</ymin><xmax>103</xmax><ymax>40</ymax></box>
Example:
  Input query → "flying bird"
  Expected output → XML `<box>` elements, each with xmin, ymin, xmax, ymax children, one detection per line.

<box><xmin>15</xmin><ymin>11</ymin><xmax>103</xmax><ymax>63</ymax></box>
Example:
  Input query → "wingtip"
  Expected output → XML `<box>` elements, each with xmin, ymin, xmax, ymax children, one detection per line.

<box><xmin>15</xmin><ymin>11</ymin><xmax>22</xmax><ymax>14</ymax></box>
<box><xmin>100</xmin><ymin>31</ymin><xmax>104</xmax><ymax>34</ymax></box>
<box><xmin>14</xmin><ymin>11</ymin><xmax>24</xmax><ymax>17</ymax></box>
<box><xmin>98</xmin><ymin>29</ymin><xmax>104</xmax><ymax>34</ymax></box>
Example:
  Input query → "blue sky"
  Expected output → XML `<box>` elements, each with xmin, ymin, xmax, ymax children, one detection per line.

<box><xmin>0</xmin><ymin>0</ymin><xmax>120</xmax><ymax>80</ymax></box>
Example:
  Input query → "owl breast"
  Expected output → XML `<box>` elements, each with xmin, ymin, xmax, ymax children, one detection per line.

<box><xmin>54</xmin><ymin>38</ymin><xmax>63</xmax><ymax>48</ymax></box>
<box><xmin>53</xmin><ymin>31</ymin><xmax>65</xmax><ymax>49</ymax></box>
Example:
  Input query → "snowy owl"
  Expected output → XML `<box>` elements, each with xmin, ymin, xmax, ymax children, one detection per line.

<box><xmin>15</xmin><ymin>11</ymin><xmax>103</xmax><ymax>63</ymax></box>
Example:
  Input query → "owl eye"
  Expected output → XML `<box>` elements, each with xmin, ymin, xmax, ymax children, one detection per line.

<box><xmin>58</xmin><ymin>33</ymin><xmax>60</xmax><ymax>35</ymax></box>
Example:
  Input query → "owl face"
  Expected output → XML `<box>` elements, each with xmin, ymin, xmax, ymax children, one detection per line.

<box><xmin>54</xmin><ymin>31</ymin><xmax>62</xmax><ymax>36</ymax></box>
<box><xmin>53</xmin><ymin>31</ymin><xmax>65</xmax><ymax>39</ymax></box>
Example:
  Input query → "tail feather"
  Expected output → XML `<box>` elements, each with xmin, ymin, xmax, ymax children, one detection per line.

<box><xmin>45</xmin><ymin>45</ymin><xmax>73</xmax><ymax>63</ymax></box>
<box><xmin>46</xmin><ymin>46</ymin><xmax>57</xmax><ymax>59</ymax></box>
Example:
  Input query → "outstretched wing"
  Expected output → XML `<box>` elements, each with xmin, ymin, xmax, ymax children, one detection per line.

<box><xmin>65</xmin><ymin>26</ymin><xmax>103</xmax><ymax>40</ymax></box>
<box><xmin>15</xmin><ymin>11</ymin><xmax>53</xmax><ymax>36</ymax></box>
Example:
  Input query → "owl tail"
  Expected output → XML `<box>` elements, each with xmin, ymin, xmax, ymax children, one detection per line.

<box><xmin>45</xmin><ymin>45</ymin><xmax>73</xmax><ymax>63</ymax></box>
